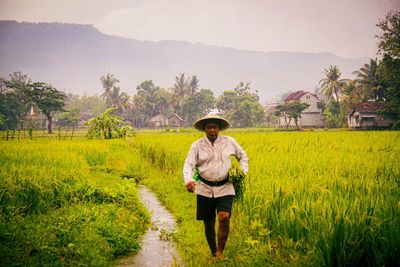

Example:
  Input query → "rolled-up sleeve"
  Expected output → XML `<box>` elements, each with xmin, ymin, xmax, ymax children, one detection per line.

<box><xmin>183</xmin><ymin>142</ymin><xmax>197</xmax><ymax>185</ymax></box>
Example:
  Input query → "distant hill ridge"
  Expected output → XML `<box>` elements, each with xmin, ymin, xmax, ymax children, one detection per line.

<box><xmin>0</xmin><ymin>20</ymin><xmax>368</xmax><ymax>102</ymax></box>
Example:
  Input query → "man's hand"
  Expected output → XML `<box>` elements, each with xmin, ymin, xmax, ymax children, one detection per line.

<box><xmin>185</xmin><ymin>181</ymin><xmax>196</xmax><ymax>192</ymax></box>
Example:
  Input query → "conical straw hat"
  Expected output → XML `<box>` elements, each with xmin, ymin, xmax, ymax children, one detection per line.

<box><xmin>193</xmin><ymin>114</ymin><xmax>230</xmax><ymax>131</ymax></box>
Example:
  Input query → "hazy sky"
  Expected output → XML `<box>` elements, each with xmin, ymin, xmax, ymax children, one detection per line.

<box><xmin>0</xmin><ymin>0</ymin><xmax>399</xmax><ymax>58</ymax></box>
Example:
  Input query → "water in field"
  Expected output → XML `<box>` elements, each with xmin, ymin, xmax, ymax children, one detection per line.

<box><xmin>119</xmin><ymin>185</ymin><xmax>183</xmax><ymax>267</ymax></box>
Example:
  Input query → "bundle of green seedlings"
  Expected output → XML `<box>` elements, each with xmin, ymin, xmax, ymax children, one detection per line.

<box><xmin>229</xmin><ymin>155</ymin><xmax>246</xmax><ymax>200</ymax></box>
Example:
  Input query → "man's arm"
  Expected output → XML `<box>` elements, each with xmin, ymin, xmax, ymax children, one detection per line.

<box><xmin>183</xmin><ymin>142</ymin><xmax>198</xmax><ymax>192</ymax></box>
<box><xmin>234</xmin><ymin>140</ymin><xmax>248</xmax><ymax>174</ymax></box>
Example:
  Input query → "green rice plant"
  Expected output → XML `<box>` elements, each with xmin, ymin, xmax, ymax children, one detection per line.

<box><xmin>128</xmin><ymin>130</ymin><xmax>400</xmax><ymax>266</ymax></box>
<box><xmin>229</xmin><ymin>155</ymin><xmax>246</xmax><ymax>200</ymax></box>
<box><xmin>0</xmin><ymin>138</ymin><xmax>149</xmax><ymax>266</ymax></box>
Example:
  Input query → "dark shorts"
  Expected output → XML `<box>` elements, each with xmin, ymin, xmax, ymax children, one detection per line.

<box><xmin>196</xmin><ymin>194</ymin><xmax>234</xmax><ymax>220</ymax></box>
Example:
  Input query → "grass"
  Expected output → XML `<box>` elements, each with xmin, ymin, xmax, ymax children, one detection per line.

<box><xmin>1</xmin><ymin>130</ymin><xmax>399</xmax><ymax>266</ymax></box>
<box><xmin>129</xmin><ymin>131</ymin><xmax>400</xmax><ymax>266</ymax></box>
<box><xmin>0</xmin><ymin>139</ymin><xmax>149</xmax><ymax>266</ymax></box>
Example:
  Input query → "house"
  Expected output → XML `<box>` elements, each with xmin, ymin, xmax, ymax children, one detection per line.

<box><xmin>264</xmin><ymin>103</ymin><xmax>279</xmax><ymax>127</ymax></box>
<box><xmin>168</xmin><ymin>113</ymin><xmax>183</xmax><ymax>127</ymax></box>
<box><xmin>26</xmin><ymin>105</ymin><xmax>48</xmax><ymax>128</ymax></box>
<box><xmin>148</xmin><ymin>113</ymin><xmax>184</xmax><ymax>128</ymax></box>
<box><xmin>348</xmin><ymin>102</ymin><xmax>396</xmax><ymax>128</ymax></box>
<box><xmin>148</xmin><ymin>114</ymin><xmax>168</xmax><ymax>128</ymax></box>
<box><xmin>277</xmin><ymin>90</ymin><xmax>325</xmax><ymax>128</ymax></box>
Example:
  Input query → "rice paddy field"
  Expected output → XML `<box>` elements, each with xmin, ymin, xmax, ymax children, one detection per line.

<box><xmin>1</xmin><ymin>130</ymin><xmax>399</xmax><ymax>266</ymax></box>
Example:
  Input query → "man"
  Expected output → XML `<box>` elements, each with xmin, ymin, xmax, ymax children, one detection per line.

<box><xmin>183</xmin><ymin>114</ymin><xmax>248</xmax><ymax>259</ymax></box>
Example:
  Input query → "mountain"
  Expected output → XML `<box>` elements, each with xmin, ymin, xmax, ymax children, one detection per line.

<box><xmin>0</xmin><ymin>20</ymin><xmax>368</xmax><ymax>102</ymax></box>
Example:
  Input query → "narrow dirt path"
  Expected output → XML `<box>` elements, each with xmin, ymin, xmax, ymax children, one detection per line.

<box><xmin>119</xmin><ymin>185</ymin><xmax>183</xmax><ymax>267</ymax></box>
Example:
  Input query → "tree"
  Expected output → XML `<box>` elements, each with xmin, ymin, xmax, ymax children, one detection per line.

<box><xmin>376</xmin><ymin>10</ymin><xmax>400</xmax><ymax>59</ymax></box>
<box><xmin>352</xmin><ymin>58</ymin><xmax>384</xmax><ymax>100</ymax></box>
<box><xmin>376</xmin><ymin>10</ymin><xmax>400</xmax><ymax>117</ymax></box>
<box><xmin>0</xmin><ymin>77</ymin><xmax>6</xmax><ymax>93</ymax></box>
<box><xmin>100</xmin><ymin>74</ymin><xmax>119</xmax><ymax>107</ymax></box>
<box><xmin>136</xmin><ymin>80</ymin><xmax>159</xmax><ymax>121</ymax></box>
<box><xmin>217</xmin><ymin>90</ymin><xmax>237</xmax><ymax>115</ymax></box>
<box><xmin>285</xmin><ymin>102</ymin><xmax>310</xmax><ymax>130</ymax></box>
<box><xmin>319</xmin><ymin>65</ymin><xmax>348</xmax><ymax>127</ymax></box>
<box><xmin>154</xmin><ymin>88</ymin><xmax>170</xmax><ymax>125</ymax></box>
<box><xmin>275</xmin><ymin>101</ymin><xmax>310</xmax><ymax>130</ymax></box>
<box><xmin>131</xmin><ymin>94</ymin><xmax>146</xmax><ymax>128</ymax></box>
<box><xmin>85</xmin><ymin>107</ymin><xmax>123</xmax><ymax>139</ymax></box>
<box><xmin>378</xmin><ymin>57</ymin><xmax>400</xmax><ymax>115</ymax></box>
<box><xmin>217</xmin><ymin>82</ymin><xmax>264</xmax><ymax>127</ymax></box>
<box><xmin>188</xmin><ymin>75</ymin><xmax>199</xmax><ymax>96</ymax></box>
<box><xmin>57</xmin><ymin>108</ymin><xmax>80</xmax><ymax>128</ymax></box>
<box><xmin>181</xmin><ymin>89</ymin><xmax>215</xmax><ymax>125</ymax></box>
<box><xmin>26</xmin><ymin>82</ymin><xmax>66</xmax><ymax>133</ymax></box>
<box><xmin>65</xmin><ymin>93</ymin><xmax>107</xmax><ymax>118</ymax></box>
<box><xmin>2</xmin><ymin>72</ymin><xmax>34</xmax><ymax>130</ymax></box>
<box><xmin>0</xmin><ymin>113</ymin><xmax>5</xmax><ymax>126</ymax></box>
<box><xmin>319</xmin><ymin>65</ymin><xmax>348</xmax><ymax>104</ymax></box>
<box><xmin>172</xmin><ymin>73</ymin><xmax>189</xmax><ymax>113</ymax></box>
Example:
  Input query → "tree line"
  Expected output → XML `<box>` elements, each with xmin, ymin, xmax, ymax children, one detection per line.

<box><xmin>0</xmin><ymin>71</ymin><xmax>265</xmax><ymax>132</ymax></box>
<box><xmin>0</xmin><ymin>10</ymin><xmax>399</xmax><ymax>133</ymax></box>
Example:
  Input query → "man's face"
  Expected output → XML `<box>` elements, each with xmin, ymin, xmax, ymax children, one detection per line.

<box><xmin>204</xmin><ymin>121</ymin><xmax>220</xmax><ymax>142</ymax></box>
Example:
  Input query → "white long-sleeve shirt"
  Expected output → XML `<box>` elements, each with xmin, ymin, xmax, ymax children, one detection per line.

<box><xmin>183</xmin><ymin>135</ymin><xmax>248</xmax><ymax>198</ymax></box>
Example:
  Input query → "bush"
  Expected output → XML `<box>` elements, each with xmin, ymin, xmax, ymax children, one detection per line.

<box><xmin>392</xmin><ymin>120</ymin><xmax>400</xmax><ymax>130</ymax></box>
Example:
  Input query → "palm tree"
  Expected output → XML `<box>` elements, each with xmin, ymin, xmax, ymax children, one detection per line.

<box><xmin>173</xmin><ymin>73</ymin><xmax>189</xmax><ymax>113</ymax></box>
<box><xmin>119</xmin><ymin>92</ymin><xmax>131</xmax><ymax>112</ymax></box>
<box><xmin>188</xmin><ymin>75</ymin><xmax>199</xmax><ymax>96</ymax></box>
<box><xmin>100</xmin><ymin>74</ymin><xmax>119</xmax><ymax>106</ymax></box>
<box><xmin>352</xmin><ymin>58</ymin><xmax>383</xmax><ymax>101</ymax></box>
<box><xmin>341</xmin><ymin>80</ymin><xmax>357</xmax><ymax>102</ymax></box>
<box><xmin>319</xmin><ymin>65</ymin><xmax>348</xmax><ymax>104</ymax></box>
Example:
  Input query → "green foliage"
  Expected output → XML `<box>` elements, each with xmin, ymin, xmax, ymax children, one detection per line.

<box><xmin>217</xmin><ymin>82</ymin><xmax>264</xmax><ymax>127</ymax></box>
<box><xmin>0</xmin><ymin>72</ymin><xmax>32</xmax><ymax>130</ymax></box>
<box><xmin>319</xmin><ymin>65</ymin><xmax>348</xmax><ymax>104</ymax></box>
<box><xmin>392</xmin><ymin>120</ymin><xmax>400</xmax><ymax>130</ymax></box>
<box><xmin>85</xmin><ymin>107</ymin><xmax>124</xmax><ymax>139</ymax></box>
<box><xmin>378</xmin><ymin>56</ymin><xmax>400</xmax><ymax>115</ymax></box>
<box><xmin>229</xmin><ymin>155</ymin><xmax>246</xmax><ymax>201</ymax></box>
<box><xmin>376</xmin><ymin>10</ymin><xmax>400</xmax><ymax>59</ymax></box>
<box><xmin>119</xmin><ymin>125</ymin><xmax>136</xmax><ymax>139</ymax></box>
<box><xmin>57</xmin><ymin>108</ymin><xmax>80</xmax><ymax>127</ymax></box>
<box><xmin>0</xmin><ymin>113</ymin><xmax>5</xmax><ymax>126</ymax></box>
<box><xmin>376</xmin><ymin>11</ymin><xmax>400</xmax><ymax>117</ymax></box>
<box><xmin>26</xmin><ymin>82</ymin><xmax>66</xmax><ymax>133</ymax></box>
<box><xmin>352</xmin><ymin>58</ymin><xmax>384</xmax><ymax>101</ymax></box>
<box><xmin>322</xmin><ymin>101</ymin><xmax>347</xmax><ymax>128</ymax></box>
<box><xmin>65</xmin><ymin>93</ymin><xmax>107</xmax><ymax>117</ymax></box>
<box><xmin>276</xmin><ymin>101</ymin><xmax>310</xmax><ymax>130</ymax></box>
<box><xmin>100</xmin><ymin>73</ymin><xmax>120</xmax><ymax>107</ymax></box>
<box><xmin>181</xmin><ymin>89</ymin><xmax>216</xmax><ymax>125</ymax></box>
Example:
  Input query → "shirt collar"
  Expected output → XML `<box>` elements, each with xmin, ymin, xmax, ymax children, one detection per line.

<box><xmin>205</xmin><ymin>135</ymin><xmax>220</xmax><ymax>146</ymax></box>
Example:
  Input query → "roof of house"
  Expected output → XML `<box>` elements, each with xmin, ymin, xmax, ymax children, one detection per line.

<box><xmin>149</xmin><ymin>114</ymin><xmax>168</xmax><ymax>122</ymax></box>
<box><xmin>285</xmin><ymin>90</ymin><xmax>318</xmax><ymax>101</ymax></box>
<box><xmin>350</xmin><ymin>102</ymin><xmax>388</xmax><ymax>113</ymax></box>
<box><xmin>169</xmin><ymin>113</ymin><xmax>183</xmax><ymax>121</ymax></box>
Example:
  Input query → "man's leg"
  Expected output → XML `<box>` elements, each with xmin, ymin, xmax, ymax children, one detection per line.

<box><xmin>203</xmin><ymin>218</ymin><xmax>217</xmax><ymax>256</ymax></box>
<box><xmin>216</xmin><ymin>211</ymin><xmax>230</xmax><ymax>258</ymax></box>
